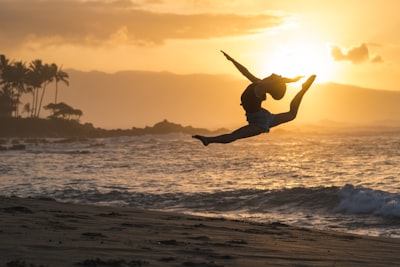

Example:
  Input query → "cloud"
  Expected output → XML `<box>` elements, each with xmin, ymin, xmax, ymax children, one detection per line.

<box><xmin>0</xmin><ymin>0</ymin><xmax>283</xmax><ymax>48</ymax></box>
<box><xmin>370</xmin><ymin>55</ymin><xmax>383</xmax><ymax>63</ymax></box>
<box><xmin>330</xmin><ymin>43</ymin><xmax>383</xmax><ymax>64</ymax></box>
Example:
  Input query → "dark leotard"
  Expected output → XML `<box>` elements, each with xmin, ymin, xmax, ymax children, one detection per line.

<box><xmin>240</xmin><ymin>84</ymin><xmax>265</xmax><ymax>113</ymax></box>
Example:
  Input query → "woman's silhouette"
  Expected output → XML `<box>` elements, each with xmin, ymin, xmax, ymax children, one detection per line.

<box><xmin>193</xmin><ymin>51</ymin><xmax>316</xmax><ymax>146</ymax></box>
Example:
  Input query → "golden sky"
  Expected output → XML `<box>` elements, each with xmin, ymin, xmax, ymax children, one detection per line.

<box><xmin>2</xmin><ymin>0</ymin><xmax>399</xmax><ymax>91</ymax></box>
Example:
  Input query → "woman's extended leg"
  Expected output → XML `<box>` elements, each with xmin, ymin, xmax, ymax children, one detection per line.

<box><xmin>270</xmin><ymin>75</ymin><xmax>316</xmax><ymax>128</ymax></box>
<box><xmin>192</xmin><ymin>124</ymin><xmax>265</xmax><ymax>146</ymax></box>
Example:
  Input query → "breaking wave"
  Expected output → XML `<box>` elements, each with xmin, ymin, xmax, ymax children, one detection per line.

<box><xmin>48</xmin><ymin>184</ymin><xmax>400</xmax><ymax>219</ymax></box>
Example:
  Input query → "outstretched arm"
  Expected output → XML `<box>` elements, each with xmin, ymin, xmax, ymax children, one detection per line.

<box><xmin>270</xmin><ymin>75</ymin><xmax>316</xmax><ymax>128</ymax></box>
<box><xmin>221</xmin><ymin>50</ymin><xmax>261</xmax><ymax>83</ymax></box>
<box><xmin>281</xmin><ymin>75</ymin><xmax>304</xmax><ymax>83</ymax></box>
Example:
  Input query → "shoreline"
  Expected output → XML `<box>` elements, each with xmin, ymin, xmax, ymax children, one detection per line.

<box><xmin>0</xmin><ymin>118</ymin><xmax>227</xmax><ymax>139</ymax></box>
<box><xmin>2</xmin><ymin>197</ymin><xmax>400</xmax><ymax>266</ymax></box>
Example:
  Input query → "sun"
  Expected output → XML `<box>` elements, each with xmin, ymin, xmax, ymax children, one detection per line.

<box><xmin>254</xmin><ymin>42</ymin><xmax>335</xmax><ymax>83</ymax></box>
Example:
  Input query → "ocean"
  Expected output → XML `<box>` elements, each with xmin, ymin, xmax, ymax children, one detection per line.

<box><xmin>1</xmin><ymin>130</ymin><xmax>400</xmax><ymax>238</ymax></box>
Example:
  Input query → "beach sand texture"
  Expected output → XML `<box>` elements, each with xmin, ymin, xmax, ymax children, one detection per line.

<box><xmin>1</xmin><ymin>196</ymin><xmax>400</xmax><ymax>267</ymax></box>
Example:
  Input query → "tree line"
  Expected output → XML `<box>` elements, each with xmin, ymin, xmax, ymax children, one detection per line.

<box><xmin>0</xmin><ymin>54</ymin><xmax>82</xmax><ymax>121</ymax></box>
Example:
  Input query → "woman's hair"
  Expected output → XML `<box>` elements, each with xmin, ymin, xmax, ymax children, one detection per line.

<box><xmin>268</xmin><ymin>80</ymin><xmax>286</xmax><ymax>100</ymax></box>
<box><xmin>258</xmin><ymin>74</ymin><xmax>287</xmax><ymax>100</ymax></box>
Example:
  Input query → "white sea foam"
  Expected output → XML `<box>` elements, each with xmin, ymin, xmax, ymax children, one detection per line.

<box><xmin>334</xmin><ymin>184</ymin><xmax>400</xmax><ymax>217</ymax></box>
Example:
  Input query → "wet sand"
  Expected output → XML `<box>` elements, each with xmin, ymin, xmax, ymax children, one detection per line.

<box><xmin>1</xmin><ymin>196</ymin><xmax>400</xmax><ymax>267</ymax></box>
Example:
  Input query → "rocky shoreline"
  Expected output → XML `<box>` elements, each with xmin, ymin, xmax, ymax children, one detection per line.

<box><xmin>0</xmin><ymin>118</ymin><xmax>226</xmax><ymax>139</ymax></box>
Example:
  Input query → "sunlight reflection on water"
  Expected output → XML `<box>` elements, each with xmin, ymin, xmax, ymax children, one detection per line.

<box><xmin>2</xmin><ymin>132</ymin><xmax>399</xmax><ymax>194</ymax></box>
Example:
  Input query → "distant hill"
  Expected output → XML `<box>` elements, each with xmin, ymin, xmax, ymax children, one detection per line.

<box><xmin>23</xmin><ymin>70</ymin><xmax>400</xmax><ymax>130</ymax></box>
<box><xmin>298</xmin><ymin>82</ymin><xmax>400</xmax><ymax>126</ymax></box>
<box><xmin>53</xmin><ymin>70</ymin><xmax>245</xmax><ymax>129</ymax></box>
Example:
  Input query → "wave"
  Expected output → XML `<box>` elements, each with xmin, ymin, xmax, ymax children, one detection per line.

<box><xmin>46</xmin><ymin>184</ymin><xmax>400</xmax><ymax>219</ymax></box>
<box><xmin>334</xmin><ymin>184</ymin><xmax>400</xmax><ymax>217</ymax></box>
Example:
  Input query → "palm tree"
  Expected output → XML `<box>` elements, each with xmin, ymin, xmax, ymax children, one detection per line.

<box><xmin>37</xmin><ymin>63</ymin><xmax>55</xmax><ymax>117</ymax></box>
<box><xmin>0</xmin><ymin>54</ymin><xmax>10</xmax><ymax>76</ymax></box>
<box><xmin>27</xmin><ymin>59</ymin><xmax>43</xmax><ymax>118</ymax></box>
<box><xmin>44</xmin><ymin>102</ymin><xmax>82</xmax><ymax>121</ymax></box>
<box><xmin>1</xmin><ymin>55</ymin><xmax>72</xmax><ymax>119</ymax></box>
<box><xmin>0</xmin><ymin>55</ymin><xmax>13</xmax><ymax>97</ymax></box>
<box><xmin>0</xmin><ymin>56</ymin><xmax>14</xmax><ymax>117</ymax></box>
<box><xmin>0</xmin><ymin>55</ymin><xmax>28</xmax><ymax>117</ymax></box>
<box><xmin>27</xmin><ymin>60</ymin><xmax>54</xmax><ymax>118</ymax></box>
<box><xmin>52</xmin><ymin>64</ymin><xmax>69</xmax><ymax>104</ymax></box>
<box><xmin>9</xmin><ymin>61</ymin><xmax>28</xmax><ymax>116</ymax></box>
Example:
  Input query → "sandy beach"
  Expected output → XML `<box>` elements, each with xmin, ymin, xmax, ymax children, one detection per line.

<box><xmin>1</xmin><ymin>196</ymin><xmax>400</xmax><ymax>267</ymax></box>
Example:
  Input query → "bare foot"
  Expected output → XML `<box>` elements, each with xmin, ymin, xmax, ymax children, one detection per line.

<box><xmin>192</xmin><ymin>135</ymin><xmax>209</xmax><ymax>146</ymax></box>
<box><xmin>302</xmin><ymin>75</ymin><xmax>316</xmax><ymax>90</ymax></box>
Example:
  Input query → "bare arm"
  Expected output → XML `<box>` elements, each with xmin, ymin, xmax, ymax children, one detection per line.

<box><xmin>221</xmin><ymin>50</ymin><xmax>261</xmax><ymax>83</ymax></box>
<box><xmin>282</xmin><ymin>75</ymin><xmax>304</xmax><ymax>83</ymax></box>
<box><xmin>268</xmin><ymin>73</ymin><xmax>304</xmax><ymax>83</ymax></box>
<box><xmin>270</xmin><ymin>75</ymin><xmax>316</xmax><ymax>128</ymax></box>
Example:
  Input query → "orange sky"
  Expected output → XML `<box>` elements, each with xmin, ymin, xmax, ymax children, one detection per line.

<box><xmin>2</xmin><ymin>0</ymin><xmax>399</xmax><ymax>91</ymax></box>
<box><xmin>2</xmin><ymin>0</ymin><xmax>400</xmax><ymax>129</ymax></box>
